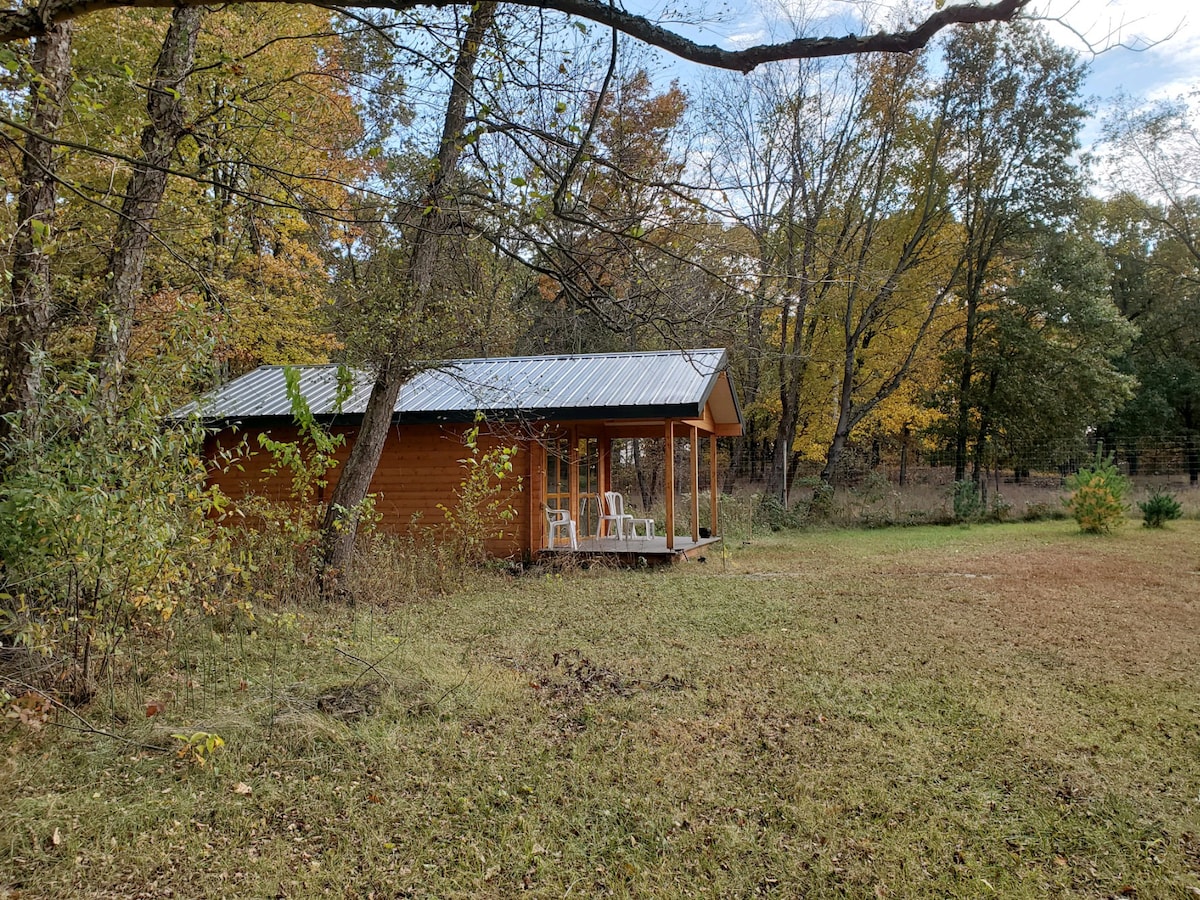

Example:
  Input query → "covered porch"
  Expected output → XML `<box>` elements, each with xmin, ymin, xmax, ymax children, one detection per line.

<box><xmin>532</xmin><ymin>403</ymin><xmax>741</xmax><ymax>557</ymax></box>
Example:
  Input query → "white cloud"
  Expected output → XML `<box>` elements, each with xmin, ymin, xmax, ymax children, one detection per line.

<box><xmin>725</xmin><ymin>29</ymin><xmax>769</xmax><ymax>47</ymax></box>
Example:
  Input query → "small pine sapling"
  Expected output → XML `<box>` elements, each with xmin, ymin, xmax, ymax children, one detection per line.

<box><xmin>1063</xmin><ymin>450</ymin><xmax>1131</xmax><ymax>534</ymax></box>
<box><xmin>1138</xmin><ymin>490</ymin><xmax>1182</xmax><ymax>529</ymax></box>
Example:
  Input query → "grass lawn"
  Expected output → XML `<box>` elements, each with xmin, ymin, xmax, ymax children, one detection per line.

<box><xmin>3</xmin><ymin>520</ymin><xmax>1199</xmax><ymax>898</ymax></box>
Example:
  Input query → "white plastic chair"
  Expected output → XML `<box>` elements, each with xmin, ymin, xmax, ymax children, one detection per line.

<box><xmin>604</xmin><ymin>491</ymin><xmax>654</xmax><ymax>539</ymax></box>
<box><xmin>596</xmin><ymin>491</ymin><xmax>628</xmax><ymax>539</ymax></box>
<box><xmin>543</xmin><ymin>504</ymin><xmax>578</xmax><ymax>550</ymax></box>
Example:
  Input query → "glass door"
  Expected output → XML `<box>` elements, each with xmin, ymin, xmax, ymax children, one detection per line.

<box><xmin>543</xmin><ymin>435</ymin><xmax>599</xmax><ymax>546</ymax></box>
<box><xmin>577</xmin><ymin>437</ymin><xmax>599</xmax><ymax>538</ymax></box>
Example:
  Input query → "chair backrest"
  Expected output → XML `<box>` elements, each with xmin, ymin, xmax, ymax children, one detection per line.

<box><xmin>603</xmin><ymin>491</ymin><xmax>625</xmax><ymax>518</ymax></box>
<box><xmin>543</xmin><ymin>503</ymin><xmax>567</xmax><ymax>525</ymax></box>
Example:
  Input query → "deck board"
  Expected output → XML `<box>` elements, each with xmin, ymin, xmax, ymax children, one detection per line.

<box><xmin>542</xmin><ymin>535</ymin><xmax>723</xmax><ymax>559</ymax></box>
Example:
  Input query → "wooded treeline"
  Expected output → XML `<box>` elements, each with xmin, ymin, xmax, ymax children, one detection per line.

<box><xmin>0</xmin><ymin>3</ymin><xmax>1196</xmax><ymax>627</ymax></box>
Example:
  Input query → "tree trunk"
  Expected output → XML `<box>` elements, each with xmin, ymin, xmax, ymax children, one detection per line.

<box><xmin>91</xmin><ymin>6</ymin><xmax>203</xmax><ymax>408</ymax></box>
<box><xmin>726</xmin><ymin>250</ymin><xmax>770</xmax><ymax>494</ymax></box>
<box><xmin>767</xmin><ymin>298</ymin><xmax>816</xmax><ymax>501</ymax></box>
<box><xmin>1</xmin><ymin>21</ymin><xmax>74</xmax><ymax>442</ymax></box>
<box><xmin>952</xmin><ymin>290</ymin><xmax>979</xmax><ymax>483</ymax></box>
<box><xmin>317</xmin><ymin>2</ymin><xmax>496</xmax><ymax>596</ymax></box>
<box><xmin>820</xmin><ymin>330</ymin><xmax>859</xmax><ymax>485</ymax></box>
<box><xmin>632</xmin><ymin>439</ymin><xmax>660</xmax><ymax>512</ymax></box>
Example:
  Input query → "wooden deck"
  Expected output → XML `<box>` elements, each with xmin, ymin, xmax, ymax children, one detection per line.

<box><xmin>541</xmin><ymin>534</ymin><xmax>723</xmax><ymax>562</ymax></box>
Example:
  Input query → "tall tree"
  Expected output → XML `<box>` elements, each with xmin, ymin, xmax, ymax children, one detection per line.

<box><xmin>90</xmin><ymin>5</ymin><xmax>203</xmax><ymax>409</ymax></box>
<box><xmin>938</xmin><ymin>20</ymin><xmax>1087</xmax><ymax>484</ymax></box>
<box><xmin>317</xmin><ymin>2</ymin><xmax>498</xmax><ymax>591</ymax></box>
<box><xmin>1098</xmin><ymin>96</ymin><xmax>1200</xmax><ymax>482</ymax></box>
<box><xmin>813</xmin><ymin>52</ymin><xmax>958</xmax><ymax>485</ymax></box>
<box><xmin>961</xmin><ymin>226</ymin><xmax>1135</xmax><ymax>481</ymax></box>
<box><xmin>0</xmin><ymin>21</ymin><xmax>74</xmax><ymax>441</ymax></box>
<box><xmin>513</xmin><ymin>68</ymin><xmax>727</xmax><ymax>353</ymax></box>
<box><xmin>1091</xmin><ymin>193</ymin><xmax>1200</xmax><ymax>483</ymax></box>
<box><xmin>704</xmin><ymin>42</ymin><xmax>960</xmax><ymax>495</ymax></box>
<box><xmin>702</xmin><ymin>63</ymin><xmax>804</xmax><ymax>490</ymax></box>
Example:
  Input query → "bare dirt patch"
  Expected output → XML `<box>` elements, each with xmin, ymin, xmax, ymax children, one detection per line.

<box><xmin>876</xmin><ymin>531</ymin><xmax>1200</xmax><ymax>681</ymax></box>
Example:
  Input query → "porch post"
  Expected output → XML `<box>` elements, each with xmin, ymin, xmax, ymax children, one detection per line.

<box><xmin>568</xmin><ymin>425</ymin><xmax>579</xmax><ymax>537</ymax></box>
<box><xmin>599</xmin><ymin>433</ymin><xmax>611</xmax><ymax>497</ymax></box>
<box><xmin>690</xmin><ymin>425</ymin><xmax>700</xmax><ymax>542</ymax></box>
<box><xmin>531</xmin><ymin>435</ymin><xmax>542</xmax><ymax>552</ymax></box>
<box><xmin>664</xmin><ymin>420</ymin><xmax>675</xmax><ymax>550</ymax></box>
<box><xmin>710</xmin><ymin>434</ymin><xmax>719</xmax><ymax>537</ymax></box>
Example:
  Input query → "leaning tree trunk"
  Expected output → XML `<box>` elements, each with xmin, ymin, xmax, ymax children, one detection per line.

<box><xmin>1</xmin><ymin>21</ymin><xmax>74</xmax><ymax>443</ymax></box>
<box><xmin>91</xmin><ymin>6</ymin><xmax>203</xmax><ymax>409</ymax></box>
<box><xmin>317</xmin><ymin>2</ymin><xmax>496</xmax><ymax>596</ymax></box>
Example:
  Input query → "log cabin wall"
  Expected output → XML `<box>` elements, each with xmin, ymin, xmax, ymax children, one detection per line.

<box><xmin>204</xmin><ymin>422</ymin><xmax>533</xmax><ymax>557</ymax></box>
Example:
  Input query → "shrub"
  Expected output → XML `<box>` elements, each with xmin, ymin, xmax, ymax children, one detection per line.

<box><xmin>752</xmin><ymin>480</ymin><xmax>832</xmax><ymax>531</ymax></box>
<box><xmin>0</xmin><ymin>368</ymin><xmax>232</xmax><ymax>702</ymax></box>
<box><xmin>754</xmin><ymin>492</ymin><xmax>789</xmax><ymax>531</ymax></box>
<box><xmin>1022</xmin><ymin>501</ymin><xmax>1067</xmax><ymax>522</ymax></box>
<box><xmin>1063</xmin><ymin>451</ymin><xmax>1130</xmax><ymax>534</ymax></box>
<box><xmin>1138</xmin><ymin>491</ymin><xmax>1183</xmax><ymax>529</ymax></box>
<box><xmin>232</xmin><ymin>366</ymin><xmax>357</xmax><ymax>605</ymax></box>
<box><xmin>437</xmin><ymin>420</ymin><xmax>522</xmax><ymax>566</ymax></box>
<box><xmin>796</xmin><ymin>477</ymin><xmax>836</xmax><ymax>524</ymax></box>
<box><xmin>951</xmin><ymin>481</ymin><xmax>984</xmax><ymax>522</ymax></box>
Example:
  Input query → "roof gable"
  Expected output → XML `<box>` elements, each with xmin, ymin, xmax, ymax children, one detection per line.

<box><xmin>176</xmin><ymin>348</ymin><xmax>743</xmax><ymax>430</ymax></box>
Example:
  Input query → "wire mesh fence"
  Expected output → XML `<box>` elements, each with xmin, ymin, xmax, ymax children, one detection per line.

<box><xmin>726</xmin><ymin>435</ymin><xmax>1200</xmax><ymax>491</ymax></box>
<box><xmin>603</xmin><ymin>434</ymin><xmax>1200</xmax><ymax>535</ymax></box>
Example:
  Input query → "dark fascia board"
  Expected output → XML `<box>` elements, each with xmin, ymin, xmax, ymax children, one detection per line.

<box><xmin>193</xmin><ymin>401</ymin><xmax>709</xmax><ymax>433</ymax></box>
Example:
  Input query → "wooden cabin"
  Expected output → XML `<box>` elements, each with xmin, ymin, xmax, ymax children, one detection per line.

<box><xmin>180</xmin><ymin>348</ymin><xmax>744</xmax><ymax>559</ymax></box>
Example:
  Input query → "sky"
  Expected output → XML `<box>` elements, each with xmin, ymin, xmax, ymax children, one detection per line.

<box><xmin>641</xmin><ymin>1</ymin><xmax>1197</xmax><ymax>114</ymax></box>
<box><xmin>1037</xmin><ymin>0</ymin><xmax>1198</xmax><ymax>104</ymax></box>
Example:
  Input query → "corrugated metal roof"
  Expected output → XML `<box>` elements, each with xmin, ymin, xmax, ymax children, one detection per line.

<box><xmin>174</xmin><ymin>348</ymin><xmax>741</xmax><ymax>426</ymax></box>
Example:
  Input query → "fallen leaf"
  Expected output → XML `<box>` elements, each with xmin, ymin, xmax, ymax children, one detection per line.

<box><xmin>52</xmin><ymin>827</ymin><xmax>62</xmax><ymax>846</ymax></box>
<box><xmin>232</xmin><ymin>782</ymin><xmax>252</xmax><ymax>796</ymax></box>
<box><xmin>145</xmin><ymin>701</ymin><xmax>166</xmax><ymax>718</ymax></box>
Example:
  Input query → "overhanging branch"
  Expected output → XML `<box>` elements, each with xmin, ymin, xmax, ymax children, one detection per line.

<box><xmin>0</xmin><ymin>0</ymin><xmax>1030</xmax><ymax>69</ymax></box>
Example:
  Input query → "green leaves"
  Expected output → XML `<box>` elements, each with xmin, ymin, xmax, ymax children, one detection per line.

<box><xmin>0</xmin><ymin>363</ymin><xmax>232</xmax><ymax>699</ymax></box>
<box><xmin>437</xmin><ymin>417</ymin><xmax>523</xmax><ymax>564</ymax></box>
<box><xmin>0</xmin><ymin>47</ymin><xmax>20</xmax><ymax>74</ymax></box>
<box><xmin>1138</xmin><ymin>491</ymin><xmax>1182</xmax><ymax>529</ymax></box>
